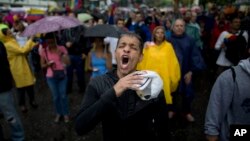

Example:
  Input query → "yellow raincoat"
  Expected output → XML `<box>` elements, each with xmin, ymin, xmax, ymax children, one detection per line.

<box><xmin>0</xmin><ymin>28</ymin><xmax>36</xmax><ymax>88</ymax></box>
<box><xmin>137</xmin><ymin>41</ymin><xmax>180</xmax><ymax>104</ymax></box>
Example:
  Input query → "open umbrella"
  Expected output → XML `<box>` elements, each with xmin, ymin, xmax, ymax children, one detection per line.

<box><xmin>21</xmin><ymin>16</ymin><xmax>82</xmax><ymax>36</ymax></box>
<box><xmin>84</xmin><ymin>24</ymin><xmax>127</xmax><ymax>38</ymax></box>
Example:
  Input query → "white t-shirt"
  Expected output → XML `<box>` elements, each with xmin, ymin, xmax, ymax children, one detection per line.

<box><xmin>215</xmin><ymin>30</ymin><xmax>248</xmax><ymax>67</ymax></box>
<box><xmin>104</xmin><ymin>37</ymin><xmax>118</xmax><ymax>65</ymax></box>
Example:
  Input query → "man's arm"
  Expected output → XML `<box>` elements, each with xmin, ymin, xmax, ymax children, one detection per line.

<box><xmin>215</xmin><ymin>31</ymin><xmax>227</xmax><ymax>50</ymax></box>
<box><xmin>74</xmin><ymin>79</ymin><xmax>117</xmax><ymax>135</ymax></box>
<box><xmin>75</xmin><ymin>71</ymin><xmax>145</xmax><ymax>135</ymax></box>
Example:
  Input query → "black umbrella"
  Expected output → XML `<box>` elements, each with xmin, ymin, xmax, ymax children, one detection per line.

<box><xmin>84</xmin><ymin>24</ymin><xmax>127</xmax><ymax>38</ymax></box>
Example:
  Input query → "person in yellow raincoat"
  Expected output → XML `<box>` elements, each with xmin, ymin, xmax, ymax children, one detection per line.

<box><xmin>137</xmin><ymin>26</ymin><xmax>181</xmax><ymax>106</ymax></box>
<box><xmin>0</xmin><ymin>24</ymin><xmax>38</xmax><ymax>113</ymax></box>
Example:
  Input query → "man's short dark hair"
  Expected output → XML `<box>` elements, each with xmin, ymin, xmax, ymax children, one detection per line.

<box><xmin>116</xmin><ymin>18</ymin><xmax>125</xmax><ymax>24</ymax></box>
<box><xmin>117</xmin><ymin>32</ymin><xmax>143</xmax><ymax>54</ymax></box>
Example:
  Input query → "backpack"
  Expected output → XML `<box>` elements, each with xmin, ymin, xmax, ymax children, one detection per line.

<box><xmin>224</xmin><ymin>30</ymin><xmax>247</xmax><ymax>65</ymax></box>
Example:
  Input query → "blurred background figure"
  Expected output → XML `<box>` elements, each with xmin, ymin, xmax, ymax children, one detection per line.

<box><xmin>169</xmin><ymin>19</ymin><xmax>206</xmax><ymax>122</ymax></box>
<box><xmin>60</xmin><ymin>12</ymin><xmax>87</xmax><ymax>94</ymax></box>
<box><xmin>0</xmin><ymin>24</ymin><xmax>38</xmax><ymax>113</ymax></box>
<box><xmin>104</xmin><ymin>18</ymin><xmax>128</xmax><ymax>69</ymax></box>
<box><xmin>214</xmin><ymin>16</ymin><xmax>248</xmax><ymax>75</ymax></box>
<box><xmin>87</xmin><ymin>37</ymin><xmax>112</xmax><ymax>78</ymax></box>
<box><xmin>137</xmin><ymin>26</ymin><xmax>180</xmax><ymax>135</ymax></box>
<box><xmin>0</xmin><ymin>40</ymin><xmax>26</xmax><ymax>141</ymax></box>
<box><xmin>39</xmin><ymin>32</ymin><xmax>71</xmax><ymax>123</ymax></box>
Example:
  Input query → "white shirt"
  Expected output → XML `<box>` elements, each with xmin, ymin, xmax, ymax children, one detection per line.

<box><xmin>104</xmin><ymin>37</ymin><xmax>118</xmax><ymax>65</ymax></box>
<box><xmin>215</xmin><ymin>30</ymin><xmax>248</xmax><ymax>67</ymax></box>
<box><xmin>15</xmin><ymin>32</ymin><xmax>28</xmax><ymax>47</ymax></box>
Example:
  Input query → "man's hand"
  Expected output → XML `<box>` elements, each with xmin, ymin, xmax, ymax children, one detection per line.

<box><xmin>113</xmin><ymin>71</ymin><xmax>145</xmax><ymax>97</ymax></box>
<box><xmin>206</xmin><ymin>135</ymin><xmax>218</xmax><ymax>141</ymax></box>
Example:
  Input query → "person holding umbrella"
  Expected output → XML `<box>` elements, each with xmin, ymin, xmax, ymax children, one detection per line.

<box><xmin>21</xmin><ymin>15</ymin><xmax>84</xmax><ymax>96</ymax></box>
<box><xmin>39</xmin><ymin>32</ymin><xmax>71</xmax><ymax>123</ymax></box>
<box><xmin>60</xmin><ymin>12</ymin><xmax>87</xmax><ymax>94</ymax></box>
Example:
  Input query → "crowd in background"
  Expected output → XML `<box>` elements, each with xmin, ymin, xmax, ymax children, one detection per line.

<box><xmin>0</xmin><ymin>1</ymin><xmax>250</xmax><ymax>141</ymax></box>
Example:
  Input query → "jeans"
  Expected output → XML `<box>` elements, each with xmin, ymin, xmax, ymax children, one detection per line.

<box><xmin>0</xmin><ymin>90</ymin><xmax>25</xmax><ymax>141</ymax></box>
<box><xmin>46</xmin><ymin>77</ymin><xmax>69</xmax><ymax>116</ymax></box>
<box><xmin>66</xmin><ymin>55</ymin><xmax>85</xmax><ymax>93</ymax></box>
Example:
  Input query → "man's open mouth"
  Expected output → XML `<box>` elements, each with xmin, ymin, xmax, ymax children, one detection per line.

<box><xmin>120</xmin><ymin>55</ymin><xmax>130</xmax><ymax>69</ymax></box>
<box><xmin>122</xmin><ymin>55</ymin><xmax>129</xmax><ymax>65</ymax></box>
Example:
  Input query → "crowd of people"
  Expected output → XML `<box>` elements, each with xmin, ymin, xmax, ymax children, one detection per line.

<box><xmin>0</xmin><ymin>2</ymin><xmax>250</xmax><ymax>141</ymax></box>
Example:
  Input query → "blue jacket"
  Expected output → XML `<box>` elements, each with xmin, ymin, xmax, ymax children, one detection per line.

<box><xmin>169</xmin><ymin>33</ymin><xmax>206</xmax><ymax>95</ymax></box>
<box><xmin>128</xmin><ymin>23</ymin><xmax>151</xmax><ymax>42</ymax></box>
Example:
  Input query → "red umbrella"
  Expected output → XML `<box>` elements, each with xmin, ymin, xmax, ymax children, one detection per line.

<box><xmin>21</xmin><ymin>16</ymin><xmax>82</xmax><ymax>36</ymax></box>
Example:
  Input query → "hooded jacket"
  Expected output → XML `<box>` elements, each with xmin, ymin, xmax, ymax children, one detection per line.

<box><xmin>0</xmin><ymin>27</ymin><xmax>36</xmax><ymax>88</ymax></box>
<box><xmin>75</xmin><ymin>69</ymin><xmax>168</xmax><ymax>141</ymax></box>
<box><xmin>205</xmin><ymin>58</ymin><xmax>250</xmax><ymax>141</ymax></box>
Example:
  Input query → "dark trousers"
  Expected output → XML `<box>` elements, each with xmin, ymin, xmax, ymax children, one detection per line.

<box><xmin>16</xmin><ymin>85</ymin><xmax>35</xmax><ymax>106</ymax></box>
<box><xmin>0</xmin><ymin>124</ymin><xmax>4</xmax><ymax>140</ymax></box>
<box><xmin>66</xmin><ymin>55</ymin><xmax>85</xmax><ymax>93</ymax></box>
<box><xmin>168</xmin><ymin>83</ymin><xmax>194</xmax><ymax>115</ymax></box>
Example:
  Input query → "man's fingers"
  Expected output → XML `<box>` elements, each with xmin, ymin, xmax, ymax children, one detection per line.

<box><xmin>128</xmin><ymin>80</ymin><xmax>143</xmax><ymax>85</ymax></box>
<box><xmin>129</xmin><ymin>74</ymin><xmax>144</xmax><ymax>80</ymax></box>
<box><xmin>129</xmin><ymin>84</ymin><xmax>141</xmax><ymax>91</ymax></box>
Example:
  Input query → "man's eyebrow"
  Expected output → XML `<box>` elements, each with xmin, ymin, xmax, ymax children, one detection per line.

<box><xmin>129</xmin><ymin>43</ymin><xmax>136</xmax><ymax>47</ymax></box>
<box><xmin>119</xmin><ymin>42</ymin><xmax>126</xmax><ymax>45</ymax></box>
